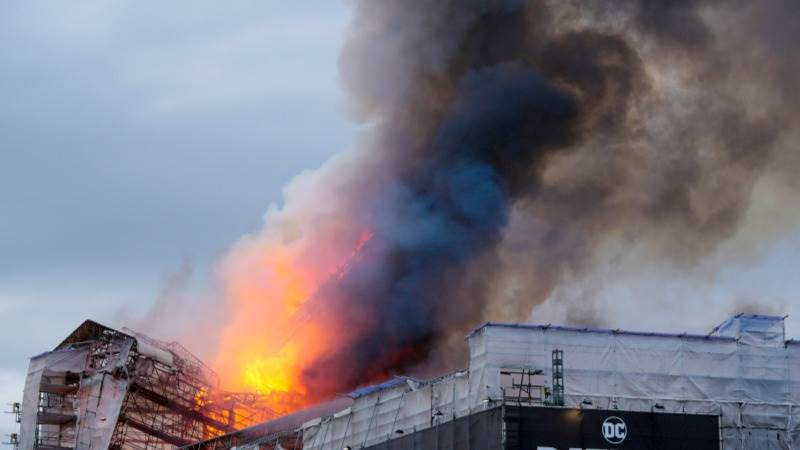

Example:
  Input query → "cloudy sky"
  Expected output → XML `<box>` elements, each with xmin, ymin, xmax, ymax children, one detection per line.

<box><xmin>0</xmin><ymin>1</ymin><xmax>355</xmax><ymax>437</ymax></box>
<box><xmin>2</xmin><ymin>0</ymin><xmax>800</xmax><ymax>440</ymax></box>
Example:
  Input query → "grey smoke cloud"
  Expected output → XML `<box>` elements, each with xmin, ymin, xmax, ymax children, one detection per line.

<box><xmin>245</xmin><ymin>0</ymin><xmax>800</xmax><ymax>396</ymax></box>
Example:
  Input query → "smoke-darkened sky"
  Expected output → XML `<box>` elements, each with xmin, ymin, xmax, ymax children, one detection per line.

<box><xmin>2</xmin><ymin>0</ymin><xmax>800</xmax><ymax>438</ymax></box>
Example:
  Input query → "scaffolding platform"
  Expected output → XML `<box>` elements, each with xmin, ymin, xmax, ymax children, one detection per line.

<box><xmin>16</xmin><ymin>320</ymin><xmax>276</xmax><ymax>450</ymax></box>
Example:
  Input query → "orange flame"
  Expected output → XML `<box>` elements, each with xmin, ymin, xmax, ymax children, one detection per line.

<box><xmin>213</xmin><ymin>230</ymin><xmax>374</xmax><ymax>415</ymax></box>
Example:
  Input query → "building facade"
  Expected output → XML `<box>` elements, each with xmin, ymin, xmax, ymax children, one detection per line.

<box><xmin>16</xmin><ymin>314</ymin><xmax>799</xmax><ymax>449</ymax></box>
<box><xmin>217</xmin><ymin>314</ymin><xmax>795</xmax><ymax>450</ymax></box>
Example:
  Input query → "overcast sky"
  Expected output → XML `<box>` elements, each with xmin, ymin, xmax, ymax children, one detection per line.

<box><xmin>0</xmin><ymin>1</ymin><xmax>355</xmax><ymax>437</ymax></box>
<box><xmin>2</xmin><ymin>1</ymin><xmax>799</xmax><ymax>441</ymax></box>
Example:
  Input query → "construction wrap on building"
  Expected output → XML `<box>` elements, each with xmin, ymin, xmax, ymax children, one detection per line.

<box><xmin>18</xmin><ymin>314</ymin><xmax>799</xmax><ymax>449</ymax></box>
<box><xmin>297</xmin><ymin>315</ymin><xmax>797</xmax><ymax>450</ymax></box>
<box><xmin>17</xmin><ymin>320</ymin><xmax>275</xmax><ymax>450</ymax></box>
<box><xmin>20</xmin><ymin>344</ymin><xmax>130</xmax><ymax>449</ymax></box>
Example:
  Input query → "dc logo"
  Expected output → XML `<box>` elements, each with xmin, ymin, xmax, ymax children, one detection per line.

<box><xmin>602</xmin><ymin>416</ymin><xmax>627</xmax><ymax>444</ymax></box>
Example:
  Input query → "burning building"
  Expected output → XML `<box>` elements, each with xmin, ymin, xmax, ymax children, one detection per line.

<box><xmin>181</xmin><ymin>313</ymin><xmax>799</xmax><ymax>450</ymax></box>
<box><xmin>208</xmin><ymin>0</ymin><xmax>800</xmax><ymax>416</ymax></box>
<box><xmin>12</xmin><ymin>321</ymin><xmax>274</xmax><ymax>450</ymax></box>
<box><xmin>14</xmin><ymin>314</ymin><xmax>798</xmax><ymax>449</ymax></box>
<box><xmin>9</xmin><ymin>0</ymin><xmax>800</xmax><ymax>449</ymax></box>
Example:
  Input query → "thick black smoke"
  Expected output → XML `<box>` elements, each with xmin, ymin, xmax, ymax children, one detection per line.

<box><xmin>257</xmin><ymin>0</ymin><xmax>800</xmax><ymax>397</ymax></box>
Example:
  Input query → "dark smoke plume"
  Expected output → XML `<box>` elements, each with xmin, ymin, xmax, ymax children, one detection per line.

<box><xmin>219</xmin><ymin>0</ymin><xmax>800</xmax><ymax>401</ymax></box>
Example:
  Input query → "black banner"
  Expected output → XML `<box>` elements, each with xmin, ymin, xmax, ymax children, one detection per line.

<box><xmin>505</xmin><ymin>406</ymin><xmax>719</xmax><ymax>450</ymax></box>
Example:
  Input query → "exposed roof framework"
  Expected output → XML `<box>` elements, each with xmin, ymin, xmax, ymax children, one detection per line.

<box><xmin>18</xmin><ymin>320</ymin><xmax>276</xmax><ymax>450</ymax></box>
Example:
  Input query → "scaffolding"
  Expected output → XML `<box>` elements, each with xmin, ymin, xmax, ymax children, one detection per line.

<box><xmin>498</xmin><ymin>368</ymin><xmax>544</xmax><ymax>404</ymax></box>
<box><xmin>550</xmin><ymin>349</ymin><xmax>564</xmax><ymax>406</ymax></box>
<box><xmin>2</xmin><ymin>402</ymin><xmax>20</xmax><ymax>450</ymax></box>
<box><xmin>17</xmin><ymin>320</ymin><xmax>276</xmax><ymax>450</ymax></box>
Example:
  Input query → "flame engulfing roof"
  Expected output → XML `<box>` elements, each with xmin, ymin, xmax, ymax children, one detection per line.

<box><xmin>19</xmin><ymin>320</ymin><xmax>277</xmax><ymax>449</ymax></box>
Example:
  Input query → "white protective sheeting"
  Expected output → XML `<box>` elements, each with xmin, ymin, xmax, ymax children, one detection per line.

<box><xmin>74</xmin><ymin>372</ymin><xmax>130</xmax><ymax>449</ymax></box>
<box><xmin>469</xmin><ymin>314</ymin><xmax>796</xmax><ymax>450</ymax></box>
<box><xmin>73</xmin><ymin>340</ymin><xmax>132</xmax><ymax>450</ymax></box>
<box><xmin>19</xmin><ymin>348</ymin><xmax>90</xmax><ymax>450</ymax></box>
<box><xmin>135</xmin><ymin>338</ymin><xmax>176</xmax><ymax>368</ymax></box>
<box><xmin>302</xmin><ymin>315</ymin><xmax>797</xmax><ymax>450</ymax></box>
<box><xmin>19</xmin><ymin>336</ymin><xmax>134</xmax><ymax>450</ymax></box>
<box><xmin>19</xmin><ymin>355</ymin><xmax>47</xmax><ymax>450</ymax></box>
<box><xmin>302</xmin><ymin>372</ymin><xmax>484</xmax><ymax>450</ymax></box>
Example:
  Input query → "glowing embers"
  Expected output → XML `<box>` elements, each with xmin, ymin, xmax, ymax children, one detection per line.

<box><xmin>214</xmin><ymin>230</ymin><xmax>375</xmax><ymax>415</ymax></box>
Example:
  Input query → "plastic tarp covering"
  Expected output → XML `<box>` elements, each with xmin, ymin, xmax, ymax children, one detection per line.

<box><xmin>468</xmin><ymin>316</ymin><xmax>796</xmax><ymax>450</ymax></box>
<box><xmin>19</xmin><ymin>348</ymin><xmax>90</xmax><ymax>450</ymax></box>
<box><xmin>19</xmin><ymin>339</ymin><xmax>133</xmax><ymax>450</ymax></box>
<box><xmin>712</xmin><ymin>314</ymin><xmax>786</xmax><ymax>347</ymax></box>
<box><xmin>74</xmin><ymin>372</ymin><xmax>130</xmax><ymax>449</ymax></box>
<box><xmin>284</xmin><ymin>315</ymin><xmax>796</xmax><ymax>450</ymax></box>
<box><xmin>73</xmin><ymin>339</ymin><xmax>133</xmax><ymax>449</ymax></box>
<box><xmin>302</xmin><ymin>373</ymin><xmax>479</xmax><ymax>450</ymax></box>
<box><xmin>19</xmin><ymin>355</ymin><xmax>47</xmax><ymax>450</ymax></box>
<box><xmin>135</xmin><ymin>338</ymin><xmax>176</xmax><ymax>368</ymax></box>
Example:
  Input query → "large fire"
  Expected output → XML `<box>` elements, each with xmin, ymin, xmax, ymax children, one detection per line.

<box><xmin>204</xmin><ymin>0</ymin><xmax>800</xmax><ymax>423</ymax></box>
<box><xmin>213</xmin><ymin>229</ymin><xmax>374</xmax><ymax>415</ymax></box>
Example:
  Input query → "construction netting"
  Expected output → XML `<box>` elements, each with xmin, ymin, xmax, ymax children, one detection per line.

<box><xmin>19</xmin><ymin>342</ymin><xmax>132</xmax><ymax>450</ymax></box>
<box><xmin>301</xmin><ymin>315</ymin><xmax>798</xmax><ymax>450</ymax></box>
<box><xmin>301</xmin><ymin>373</ymin><xmax>480</xmax><ymax>450</ymax></box>
<box><xmin>469</xmin><ymin>314</ymin><xmax>797</xmax><ymax>450</ymax></box>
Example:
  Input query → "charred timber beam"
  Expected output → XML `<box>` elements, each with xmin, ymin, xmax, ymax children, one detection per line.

<box><xmin>128</xmin><ymin>381</ymin><xmax>235</xmax><ymax>433</ymax></box>
<box><xmin>117</xmin><ymin>416</ymin><xmax>192</xmax><ymax>447</ymax></box>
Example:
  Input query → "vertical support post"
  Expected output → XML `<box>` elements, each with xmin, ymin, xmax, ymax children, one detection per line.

<box><xmin>552</xmin><ymin>349</ymin><xmax>564</xmax><ymax>407</ymax></box>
